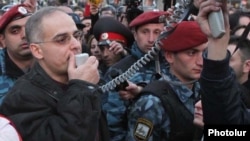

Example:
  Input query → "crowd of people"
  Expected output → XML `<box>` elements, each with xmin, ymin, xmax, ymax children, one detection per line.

<box><xmin>0</xmin><ymin>0</ymin><xmax>249</xmax><ymax>141</ymax></box>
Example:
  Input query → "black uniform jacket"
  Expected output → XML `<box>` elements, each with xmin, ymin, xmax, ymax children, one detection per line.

<box><xmin>0</xmin><ymin>62</ymin><xmax>104</xmax><ymax>141</ymax></box>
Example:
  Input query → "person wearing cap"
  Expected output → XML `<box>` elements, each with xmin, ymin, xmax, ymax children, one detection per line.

<box><xmin>0</xmin><ymin>4</ymin><xmax>34</xmax><ymax>105</ymax></box>
<box><xmin>93</xmin><ymin>16</ymin><xmax>134</xmax><ymax>75</ymax></box>
<box><xmin>58</xmin><ymin>7</ymin><xmax>85</xmax><ymax>31</ymax></box>
<box><xmin>0</xmin><ymin>7</ymin><xmax>110</xmax><ymax>141</ymax></box>
<box><xmin>73</xmin><ymin>6</ymin><xmax>84</xmax><ymax>20</ymax></box>
<box><xmin>126</xmin><ymin>21</ymin><xmax>207</xmax><ymax>141</ymax></box>
<box><xmin>68</xmin><ymin>13</ymin><xmax>86</xmax><ymax>31</ymax></box>
<box><xmin>100</xmin><ymin>11</ymin><xmax>170</xmax><ymax>141</ymax></box>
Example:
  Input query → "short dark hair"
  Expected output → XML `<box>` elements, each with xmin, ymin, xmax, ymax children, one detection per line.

<box><xmin>231</xmin><ymin>25</ymin><xmax>247</xmax><ymax>35</ymax></box>
<box><xmin>229</xmin><ymin>35</ymin><xmax>250</xmax><ymax>61</ymax></box>
<box><xmin>238</xmin><ymin>39</ymin><xmax>250</xmax><ymax>61</ymax></box>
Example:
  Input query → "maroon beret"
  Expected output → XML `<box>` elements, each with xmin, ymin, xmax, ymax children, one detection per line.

<box><xmin>0</xmin><ymin>4</ymin><xmax>31</xmax><ymax>32</ymax></box>
<box><xmin>160</xmin><ymin>21</ymin><xmax>208</xmax><ymax>52</ymax></box>
<box><xmin>129</xmin><ymin>11</ymin><xmax>168</xmax><ymax>28</ymax></box>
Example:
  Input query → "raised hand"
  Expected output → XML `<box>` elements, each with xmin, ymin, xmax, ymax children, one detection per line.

<box><xmin>196</xmin><ymin>0</ymin><xmax>230</xmax><ymax>60</ymax></box>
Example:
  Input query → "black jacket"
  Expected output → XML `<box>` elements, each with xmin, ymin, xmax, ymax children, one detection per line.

<box><xmin>200</xmin><ymin>51</ymin><xmax>250</xmax><ymax>124</ymax></box>
<box><xmin>0</xmin><ymin>63</ymin><xmax>110</xmax><ymax>141</ymax></box>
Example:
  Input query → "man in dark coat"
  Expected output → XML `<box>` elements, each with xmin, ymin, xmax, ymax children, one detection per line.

<box><xmin>0</xmin><ymin>7</ymin><xmax>109</xmax><ymax>141</ymax></box>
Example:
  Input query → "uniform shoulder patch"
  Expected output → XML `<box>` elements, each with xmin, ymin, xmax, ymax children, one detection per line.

<box><xmin>134</xmin><ymin>118</ymin><xmax>153</xmax><ymax>141</ymax></box>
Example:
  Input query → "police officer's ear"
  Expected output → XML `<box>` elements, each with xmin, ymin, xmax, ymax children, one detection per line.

<box><xmin>0</xmin><ymin>34</ymin><xmax>5</xmax><ymax>48</ymax></box>
<box><xmin>244</xmin><ymin>59</ymin><xmax>250</xmax><ymax>74</ymax></box>
<box><xmin>163</xmin><ymin>51</ymin><xmax>175</xmax><ymax>64</ymax></box>
<box><xmin>29</xmin><ymin>43</ymin><xmax>43</xmax><ymax>59</ymax></box>
<box><xmin>131</xmin><ymin>28</ymin><xmax>138</xmax><ymax>40</ymax></box>
<box><xmin>131</xmin><ymin>28</ymin><xmax>136</xmax><ymax>34</ymax></box>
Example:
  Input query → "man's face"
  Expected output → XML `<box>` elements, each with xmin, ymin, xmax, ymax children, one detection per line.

<box><xmin>34</xmin><ymin>11</ymin><xmax>82</xmax><ymax>76</ymax></box>
<box><xmin>133</xmin><ymin>23</ymin><xmax>164</xmax><ymax>53</ymax></box>
<box><xmin>165</xmin><ymin>43</ymin><xmax>207</xmax><ymax>82</ymax></box>
<box><xmin>101</xmin><ymin>45</ymin><xmax>122</xmax><ymax>67</ymax></box>
<box><xmin>2</xmin><ymin>16</ymin><xmax>32</xmax><ymax>59</ymax></box>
